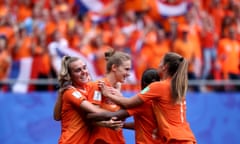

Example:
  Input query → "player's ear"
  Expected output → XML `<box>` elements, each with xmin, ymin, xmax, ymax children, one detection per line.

<box><xmin>111</xmin><ymin>64</ymin><xmax>117</xmax><ymax>72</ymax></box>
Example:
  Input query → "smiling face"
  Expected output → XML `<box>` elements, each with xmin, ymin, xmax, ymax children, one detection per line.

<box><xmin>69</xmin><ymin>59</ymin><xmax>89</xmax><ymax>86</ymax></box>
<box><xmin>113</xmin><ymin>60</ymin><xmax>131</xmax><ymax>83</ymax></box>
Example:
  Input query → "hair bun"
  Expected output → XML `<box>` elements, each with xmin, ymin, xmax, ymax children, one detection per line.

<box><xmin>104</xmin><ymin>48</ymin><xmax>116</xmax><ymax>61</ymax></box>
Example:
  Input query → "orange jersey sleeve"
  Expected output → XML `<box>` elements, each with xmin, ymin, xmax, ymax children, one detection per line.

<box><xmin>59</xmin><ymin>87</ymin><xmax>90</xmax><ymax>144</ymax></box>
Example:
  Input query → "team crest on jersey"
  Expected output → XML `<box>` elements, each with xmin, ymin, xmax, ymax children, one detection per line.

<box><xmin>141</xmin><ymin>86</ymin><xmax>149</xmax><ymax>94</ymax></box>
<box><xmin>72</xmin><ymin>91</ymin><xmax>82</xmax><ymax>99</ymax></box>
<box><xmin>93</xmin><ymin>90</ymin><xmax>102</xmax><ymax>101</ymax></box>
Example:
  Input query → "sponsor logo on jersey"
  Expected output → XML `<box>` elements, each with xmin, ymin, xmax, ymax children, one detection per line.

<box><xmin>93</xmin><ymin>90</ymin><xmax>102</xmax><ymax>101</ymax></box>
<box><xmin>141</xmin><ymin>86</ymin><xmax>149</xmax><ymax>94</ymax></box>
<box><xmin>72</xmin><ymin>91</ymin><xmax>82</xmax><ymax>99</ymax></box>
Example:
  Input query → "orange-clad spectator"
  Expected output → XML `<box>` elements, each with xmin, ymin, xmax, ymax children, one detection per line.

<box><xmin>98</xmin><ymin>0</ymin><xmax>120</xmax><ymax>17</ymax></box>
<box><xmin>200</xmin><ymin>12</ymin><xmax>218</xmax><ymax>80</ymax></box>
<box><xmin>67</xmin><ymin>21</ymin><xmax>84</xmax><ymax>51</ymax></box>
<box><xmin>123</xmin><ymin>0</ymin><xmax>149</xmax><ymax>13</ymax></box>
<box><xmin>12</xmin><ymin>27</ymin><xmax>33</xmax><ymax>61</ymax></box>
<box><xmin>31</xmin><ymin>0</ymin><xmax>51</xmax><ymax>9</ymax></box>
<box><xmin>47</xmin><ymin>30</ymin><xmax>69</xmax><ymax>76</ymax></box>
<box><xmin>0</xmin><ymin>3</ymin><xmax>9</xmax><ymax>18</ymax></box>
<box><xmin>208</xmin><ymin>0</ymin><xmax>225</xmax><ymax>37</ymax></box>
<box><xmin>0</xmin><ymin>24</ymin><xmax>15</xmax><ymax>54</ymax></box>
<box><xmin>29</xmin><ymin>32</ymin><xmax>51</xmax><ymax>91</ymax></box>
<box><xmin>97</xmin><ymin>52</ymin><xmax>196</xmax><ymax>144</ymax></box>
<box><xmin>172</xmin><ymin>25</ymin><xmax>199</xmax><ymax>91</ymax></box>
<box><xmin>134</xmin><ymin>29</ymin><xmax>157</xmax><ymax>81</ymax></box>
<box><xmin>0</xmin><ymin>13</ymin><xmax>15</xmax><ymax>44</ymax></box>
<box><xmin>112</xmin><ymin>30</ymin><xmax>128</xmax><ymax>52</ymax></box>
<box><xmin>217</xmin><ymin>27</ymin><xmax>240</xmax><ymax>91</ymax></box>
<box><xmin>128</xmin><ymin>29</ymin><xmax>142</xmax><ymax>54</ymax></box>
<box><xmin>98</xmin><ymin>19</ymin><xmax>117</xmax><ymax>45</ymax></box>
<box><xmin>0</xmin><ymin>36</ymin><xmax>11</xmax><ymax>91</ymax></box>
<box><xmin>149</xmin><ymin>29</ymin><xmax>170</xmax><ymax>69</ymax></box>
<box><xmin>16</xmin><ymin>0</ymin><xmax>33</xmax><ymax>23</ymax></box>
<box><xmin>120</xmin><ymin>11</ymin><xmax>138</xmax><ymax>37</ymax></box>
<box><xmin>173</xmin><ymin>26</ymin><xmax>194</xmax><ymax>70</ymax></box>
<box><xmin>82</xmin><ymin>13</ymin><xmax>95</xmax><ymax>33</ymax></box>
<box><xmin>181</xmin><ymin>7</ymin><xmax>203</xmax><ymax>78</ymax></box>
<box><xmin>45</xmin><ymin>7</ymin><xmax>68</xmax><ymax>42</ymax></box>
<box><xmin>55</xmin><ymin>3</ymin><xmax>70</xmax><ymax>38</ymax></box>
<box><xmin>146</xmin><ymin>0</ymin><xmax>161</xmax><ymax>21</ymax></box>
<box><xmin>233</xmin><ymin>3</ymin><xmax>240</xmax><ymax>41</ymax></box>
<box><xmin>81</xmin><ymin>34</ymin><xmax>111</xmax><ymax>77</ymax></box>
<box><xmin>44</xmin><ymin>9</ymin><xmax>58</xmax><ymax>43</ymax></box>
<box><xmin>216</xmin><ymin>37</ymin><xmax>229</xmax><ymax>80</ymax></box>
<box><xmin>132</xmin><ymin>16</ymin><xmax>158</xmax><ymax>81</ymax></box>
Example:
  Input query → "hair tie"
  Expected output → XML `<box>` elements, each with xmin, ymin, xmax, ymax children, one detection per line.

<box><xmin>179</xmin><ymin>57</ymin><xmax>184</xmax><ymax>62</ymax></box>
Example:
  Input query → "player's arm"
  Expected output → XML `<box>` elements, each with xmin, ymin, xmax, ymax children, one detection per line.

<box><xmin>123</xmin><ymin>122</ymin><xmax>135</xmax><ymax>130</ymax></box>
<box><xmin>87</xmin><ymin>109</ymin><xmax>128</xmax><ymax>130</ymax></box>
<box><xmin>87</xmin><ymin>109</ymin><xmax>130</xmax><ymax>121</ymax></box>
<box><xmin>99</xmin><ymin>83</ymin><xmax>143</xmax><ymax>108</ymax></box>
<box><xmin>53</xmin><ymin>93</ymin><xmax>62</xmax><ymax>121</ymax></box>
<box><xmin>94</xmin><ymin>117</ymin><xmax>124</xmax><ymax>130</ymax></box>
<box><xmin>80</xmin><ymin>100</ymin><xmax>107</xmax><ymax>113</ymax></box>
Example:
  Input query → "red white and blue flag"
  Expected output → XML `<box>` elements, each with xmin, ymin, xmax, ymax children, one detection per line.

<box><xmin>156</xmin><ymin>0</ymin><xmax>189</xmax><ymax>17</ymax></box>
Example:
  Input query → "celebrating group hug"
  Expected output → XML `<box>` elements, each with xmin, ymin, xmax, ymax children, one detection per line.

<box><xmin>53</xmin><ymin>49</ymin><xmax>196</xmax><ymax>144</ymax></box>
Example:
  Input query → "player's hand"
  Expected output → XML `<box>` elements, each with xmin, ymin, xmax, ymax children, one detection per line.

<box><xmin>95</xmin><ymin>117</ymin><xmax>123</xmax><ymax>131</ymax></box>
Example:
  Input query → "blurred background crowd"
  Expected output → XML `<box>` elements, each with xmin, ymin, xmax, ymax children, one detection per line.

<box><xmin>0</xmin><ymin>0</ymin><xmax>240</xmax><ymax>93</ymax></box>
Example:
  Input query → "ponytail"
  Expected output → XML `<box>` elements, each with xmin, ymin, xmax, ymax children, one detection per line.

<box><xmin>163</xmin><ymin>52</ymin><xmax>188</xmax><ymax>103</ymax></box>
<box><xmin>171</xmin><ymin>58</ymin><xmax>188</xmax><ymax>103</ymax></box>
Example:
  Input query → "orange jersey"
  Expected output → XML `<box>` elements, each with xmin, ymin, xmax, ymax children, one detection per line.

<box><xmin>127</xmin><ymin>100</ymin><xmax>161</xmax><ymax>144</ymax></box>
<box><xmin>138</xmin><ymin>79</ymin><xmax>196</xmax><ymax>143</ymax></box>
<box><xmin>13</xmin><ymin>37</ymin><xmax>32</xmax><ymax>61</ymax></box>
<box><xmin>0</xmin><ymin>50</ymin><xmax>10</xmax><ymax>80</ymax></box>
<box><xmin>87</xmin><ymin>78</ymin><xmax>125</xmax><ymax>144</ymax></box>
<box><xmin>172</xmin><ymin>38</ymin><xmax>195</xmax><ymax>72</ymax></box>
<box><xmin>218</xmin><ymin>38</ymin><xmax>240</xmax><ymax>78</ymax></box>
<box><xmin>59</xmin><ymin>86</ymin><xmax>90</xmax><ymax>144</ymax></box>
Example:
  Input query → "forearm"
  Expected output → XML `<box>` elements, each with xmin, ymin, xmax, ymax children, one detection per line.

<box><xmin>87</xmin><ymin>109</ymin><xmax>130</xmax><ymax>121</ymax></box>
<box><xmin>123</xmin><ymin>122</ymin><xmax>135</xmax><ymax>130</ymax></box>
<box><xmin>87</xmin><ymin>112</ymin><xmax>114</xmax><ymax>121</ymax></box>
<box><xmin>92</xmin><ymin>118</ymin><xmax>123</xmax><ymax>130</ymax></box>
<box><xmin>107</xmin><ymin>94</ymin><xmax>143</xmax><ymax>109</ymax></box>
<box><xmin>80</xmin><ymin>100</ymin><xmax>107</xmax><ymax>113</ymax></box>
<box><xmin>53</xmin><ymin>95</ymin><xmax>62</xmax><ymax>121</ymax></box>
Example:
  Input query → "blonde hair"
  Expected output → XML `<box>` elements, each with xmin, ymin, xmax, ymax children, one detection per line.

<box><xmin>58</xmin><ymin>56</ymin><xmax>79</xmax><ymax>90</ymax></box>
<box><xmin>104</xmin><ymin>49</ymin><xmax>131</xmax><ymax>73</ymax></box>
<box><xmin>163</xmin><ymin>52</ymin><xmax>188</xmax><ymax>103</ymax></box>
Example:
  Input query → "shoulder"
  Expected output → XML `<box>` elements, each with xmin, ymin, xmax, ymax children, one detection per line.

<box><xmin>147</xmin><ymin>80</ymin><xmax>170</xmax><ymax>92</ymax></box>
<box><xmin>148</xmin><ymin>81</ymin><xmax>165</xmax><ymax>88</ymax></box>
<box><xmin>86</xmin><ymin>80</ymin><xmax>99</xmax><ymax>90</ymax></box>
<box><xmin>63</xmin><ymin>87</ymin><xmax>86</xmax><ymax>100</ymax></box>
<box><xmin>62</xmin><ymin>86</ymin><xmax>76</xmax><ymax>95</ymax></box>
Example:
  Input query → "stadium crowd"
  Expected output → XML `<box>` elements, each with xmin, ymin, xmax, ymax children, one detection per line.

<box><xmin>0</xmin><ymin>0</ymin><xmax>240</xmax><ymax>92</ymax></box>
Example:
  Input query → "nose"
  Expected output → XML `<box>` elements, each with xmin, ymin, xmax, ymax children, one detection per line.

<box><xmin>126</xmin><ymin>71</ymin><xmax>131</xmax><ymax>77</ymax></box>
<box><xmin>81</xmin><ymin>69</ymin><xmax>88</xmax><ymax>75</ymax></box>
